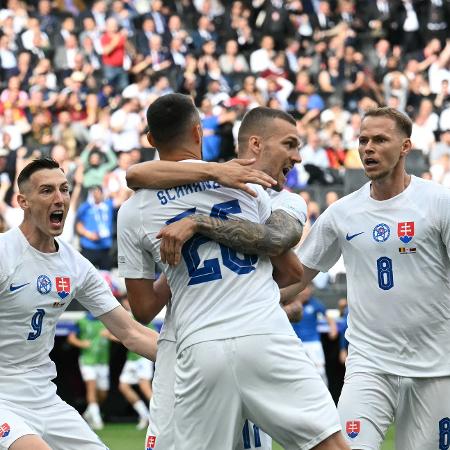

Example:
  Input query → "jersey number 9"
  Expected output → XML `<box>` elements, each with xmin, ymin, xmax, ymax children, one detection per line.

<box><xmin>27</xmin><ymin>308</ymin><xmax>45</xmax><ymax>340</ymax></box>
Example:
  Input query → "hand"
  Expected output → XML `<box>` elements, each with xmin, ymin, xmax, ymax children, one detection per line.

<box><xmin>213</xmin><ymin>159</ymin><xmax>276</xmax><ymax>196</ymax></box>
<box><xmin>156</xmin><ymin>217</ymin><xmax>198</xmax><ymax>266</ymax></box>
<box><xmin>339</xmin><ymin>348</ymin><xmax>348</xmax><ymax>365</ymax></box>
<box><xmin>86</xmin><ymin>231</ymin><xmax>100</xmax><ymax>241</ymax></box>
<box><xmin>81</xmin><ymin>340</ymin><xmax>91</xmax><ymax>349</ymax></box>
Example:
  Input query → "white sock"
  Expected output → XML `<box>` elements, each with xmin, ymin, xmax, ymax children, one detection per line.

<box><xmin>133</xmin><ymin>400</ymin><xmax>149</xmax><ymax>419</ymax></box>
<box><xmin>88</xmin><ymin>402</ymin><xmax>100</xmax><ymax>416</ymax></box>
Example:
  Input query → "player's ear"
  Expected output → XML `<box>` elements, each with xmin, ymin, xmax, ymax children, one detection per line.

<box><xmin>147</xmin><ymin>132</ymin><xmax>156</xmax><ymax>147</ymax></box>
<box><xmin>248</xmin><ymin>135</ymin><xmax>262</xmax><ymax>157</ymax></box>
<box><xmin>193</xmin><ymin>123</ymin><xmax>202</xmax><ymax>144</ymax></box>
<box><xmin>401</xmin><ymin>138</ymin><xmax>412</xmax><ymax>157</ymax></box>
<box><xmin>16</xmin><ymin>192</ymin><xmax>29</xmax><ymax>211</ymax></box>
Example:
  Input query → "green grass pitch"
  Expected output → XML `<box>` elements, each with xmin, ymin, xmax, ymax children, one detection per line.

<box><xmin>96</xmin><ymin>423</ymin><xmax>395</xmax><ymax>449</ymax></box>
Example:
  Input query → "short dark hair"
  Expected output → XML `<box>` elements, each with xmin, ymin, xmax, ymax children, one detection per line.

<box><xmin>17</xmin><ymin>157</ymin><xmax>62</xmax><ymax>192</ymax></box>
<box><xmin>146</xmin><ymin>94</ymin><xmax>199</xmax><ymax>145</ymax></box>
<box><xmin>363</xmin><ymin>107</ymin><xmax>412</xmax><ymax>138</ymax></box>
<box><xmin>238</xmin><ymin>107</ymin><xmax>296</xmax><ymax>150</ymax></box>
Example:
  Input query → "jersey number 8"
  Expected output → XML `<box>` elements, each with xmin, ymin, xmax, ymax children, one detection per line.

<box><xmin>377</xmin><ymin>256</ymin><xmax>394</xmax><ymax>290</ymax></box>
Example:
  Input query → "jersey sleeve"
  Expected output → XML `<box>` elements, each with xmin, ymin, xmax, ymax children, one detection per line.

<box><xmin>437</xmin><ymin>188</ymin><xmax>450</xmax><ymax>259</ymax></box>
<box><xmin>117</xmin><ymin>204</ymin><xmax>157</xmax><ymax>279</ymax></box>
<box><xmin>270</xmin><ymin>191</ymin><xmax>307</xmax><ymax>225</ymax></box>
<box><xmin>253</xmin><ymin>185</ymin><xmax>272</xmax><ymax>223</ymax></box>
<box><xmin>297</xmin><ymin>206</ymin><xmax>342</xmax><ymax>272</ymax></box>
<box><xmin>76</xmin><ymin>266</ymin><xmax>120</xmax><ymax>318</ymax></box>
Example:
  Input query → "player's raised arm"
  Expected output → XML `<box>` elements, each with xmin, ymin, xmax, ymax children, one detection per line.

<box><xmin>126</xmin><ymin>159</ymin><xmax>276</xmax><ymax>197</ymax></box>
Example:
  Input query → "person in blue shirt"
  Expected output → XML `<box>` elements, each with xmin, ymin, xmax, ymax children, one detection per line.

<box><xmin>75</xmin><ymin>185</ymin><xmax>115</xmax><ymax>270</ymax></box>
<box><xmin>291</xmin><ymin>283</ymin><xmax>338</xmax><ymax>384</ymax></box>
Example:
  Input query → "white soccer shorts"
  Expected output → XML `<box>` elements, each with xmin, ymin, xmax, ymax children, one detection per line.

<box><xmin>119</xmin><ymin>359</ymin><xmax>154</xmax><ymax>385</ymax></box>
<box><xmin>146</xmin><ymin>339</ymin><xmax>176</xmax><ymax>450</ymax></box>
<box><xmin>0</xmin><ymin>397</ymin><xmax>108</xmax><ymax>449</ymax></box>
<box><xmin>174</xmin><ymin>334</ymin><xmax>341</xmax><ymax>450</ymax></box>
<box><xmin>79</xmin><ymin>363</ymin><xmax>110</xmax><ymax>391</ymax></box>
<box><xmin>303</xmin><ymin>340</ymin><xmax>327</xmax><ymax>384</ymax></box>
<box><xmin>338</xmin><ymin>371</ymin><xmax>450</xmax><ymax>450</ymax></box>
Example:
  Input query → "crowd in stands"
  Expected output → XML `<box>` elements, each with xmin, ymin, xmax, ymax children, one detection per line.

<box><xmin>0</xmin><ymin>0</ymin><xmax>450</xmax><ymax>288</ymax></box>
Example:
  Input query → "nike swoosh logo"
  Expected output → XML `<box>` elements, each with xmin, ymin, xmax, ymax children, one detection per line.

<box><xmin>9</xmin><ymin>282</ymin><xmax>30</xmax><ymax>292</ymax></box>
<box><xmin>346</xmin><ymin>232</ymin><xmax>364</xmax><ymax>241</ymax></box>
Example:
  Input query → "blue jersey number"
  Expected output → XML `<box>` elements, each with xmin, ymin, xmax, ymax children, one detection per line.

<box><xmin>376</xmin><ymin>256</ymin><xmax>394</xmax><ymax>290</ymax></box>
<box><xmin>167</xmin><ymin>200</ymin><xmax>258</xmax><ymax>286</ymax></box>
<box><xmin>242</xmin><ymin>420</ymin><xmax>262</xmax><ymax>448</ymax></box>
<box><xmin>440</xmin><ymin>418</ymin><xmax>450</xmax><ymax>450</ymax></box>
<box><xmin>27</xmin><ymin>308</ymin><xmax>45</xmax><ymax>340</ymax></box>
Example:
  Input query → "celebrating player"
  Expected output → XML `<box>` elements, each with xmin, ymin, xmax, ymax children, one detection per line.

<box><xmin>296</xmin><ymin>107</ymin><xmax>450</xmax><ymax>449</ymax></box>
<box><xmin>0</xmin><ymin>158</ymin><xmax>159</xmax><ymax>450</ymax></box>
<box><xmin>125</xmin><ymin>107</ymin><xmax>307</xmax><ymax>450</ymax></box>
<box><xmin>117</xmin><ymin>95</ymin><xmax>348</xmax><ymax>450</ymax></box>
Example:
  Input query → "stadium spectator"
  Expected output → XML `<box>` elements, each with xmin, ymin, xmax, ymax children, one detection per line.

<box><xmin>100</xmin><ymin>17</ymin><xmax>128</xmax><ymax>92</ymax></box>
<box><xmin>75</xmin><ymin>185</ymin><xmax>116</xmax><ymax>270</ymax></box>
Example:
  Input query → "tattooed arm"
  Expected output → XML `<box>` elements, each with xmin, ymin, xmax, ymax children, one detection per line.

<box><xmin>157</xmin><ymin>209</ymin><xmax>304</xmax><ymax>265</ymax></box>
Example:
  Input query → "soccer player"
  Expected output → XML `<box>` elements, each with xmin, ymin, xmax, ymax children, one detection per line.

<box><xmin>117</xmin><ymin>95</ymin><xmax>348</xmax><ymax>450</ymax></box>
<box><xmin>117</xmin><ymin>299</ymin><xmax>154</xmax><ymax>431</ymax></box>
<box><xmin>296</xmin><ymin>107</ymin><xmax>450</xmax><ymax>450</ymax></box>
<box><xmin>125</xmin><ymin>109</ymin><xmax>307</xmax><ymax>450</ymax></box>
<box><xmin>67</xmin><ymin>311</ymin><xmax>110</xmax><ymax>430</ymax></box>
<box><xmin>0</xmin><ymin>158</ymin><xmax>159</xmax><ymax>450</ymax></box>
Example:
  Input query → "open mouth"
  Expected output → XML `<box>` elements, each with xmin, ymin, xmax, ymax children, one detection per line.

<box><xmin>364</xmin><ymin>158</ymin><xmax>378</xmax><ymax>167</ymax></box>
<box><xmin>282</xmin><ymin>167</ymin><xmax>291</xmax><ymax>176</ymax></box>
<box><xmin>50</xmin><ymin>210</ymin><xmax>64</xmax><ymax>226</ymax></box>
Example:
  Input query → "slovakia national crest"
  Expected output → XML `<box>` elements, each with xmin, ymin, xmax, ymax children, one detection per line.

<box><xmin>55</xmin><ymin>277</ymin><xmax>70</xmax><ymax>299</ymax></box>
<box><xmin>146</xmin><ymin>436</ymin><xmax>156</xmax><ymax>450</ymax></box>
<box><xmin>0</xmin><ymin>423</ymin><xmax>10</xmax><ymax>438</ymax></box>
<box><xmin>346</xmin><ymin>420</ymin><xmax>360</xmax><ymax>439</ymax></box>
<box><xmin>397</xmin><ymin>221</ymin><xmax>414</xmax><ymax>244</ymax></box>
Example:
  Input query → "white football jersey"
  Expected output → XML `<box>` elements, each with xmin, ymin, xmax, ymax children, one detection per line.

<box><xmin>0</xmin><ymin>228</ymin><xmax>120</xmax><ymax>407</ymax></box>
<box><xmin>299</xmin><ymin>176</ymin><xmax>450</xmax><ymax>377</ymax></box>
<box><xmin>118</xmin><ymin>167</ymin><xmax>295</xmax><ymax>353</ymax></box>
<box><xmin>268</xmin><ymin>189</ymin><xmax>307</xmax><ymax>226</ymax></box>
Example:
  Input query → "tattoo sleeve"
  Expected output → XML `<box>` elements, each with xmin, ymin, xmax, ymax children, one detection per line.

<box><xmin>191</xmin><ymin>209</ymin><xmax>303</xmax><ymax>256</ymax></box>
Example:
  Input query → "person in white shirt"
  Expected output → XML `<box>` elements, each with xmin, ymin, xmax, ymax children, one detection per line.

<box><xmin>110</xmin><ymin>98</ymin><xmax>143</xmax><ymax>152</ymax></box>
<box><xmin>118</xmin><ymin>97</ymin><xmax>348</xmax><ymax>450</ymax></box>
<box><xmin>126</xmin><ymin>158</ymin><xmax>308</xmax><ymax>450</ymax></box>
<box><xmin>0</xmin><ymin>158</ymin><xmax>159</xmax><ymax>450</ymax></box>
<box><xmin>291</xmin><ymin>107</ymin><xmax>450</xmax><ymax>450</ymax></box>
<box><xmin>249</xmin><ymin>35</ymin><xmax>276</xmax><ymax>74</ymax></box>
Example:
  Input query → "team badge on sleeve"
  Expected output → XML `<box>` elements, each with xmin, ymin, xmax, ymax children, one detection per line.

<box><xmin>0</xmin><ymin>423</ymin><xmax>10</xmax><ymax>438</ymax></box>
<box><xmin>146</xmin><ymin>435</ymin><xmax>156</xmax><ymax>449</ymax></box>
<box><xmin>346</xmin><ymin>420</ymin><xmax>360</xmax><ymax>439</ymax></box>
<box><xmin>55</xmin><ymin>277</ymin><xmax>70</xmax><ymax>299</ymax></box>
<box><xmin>37</xmin><ymin>275</ymin><xmax>52</xmax><ymax>295</ymax></box>
<box><xmin>397</xmin><ymin>222</ymin><xmax>414</xmax><ymax>244</ymax></box>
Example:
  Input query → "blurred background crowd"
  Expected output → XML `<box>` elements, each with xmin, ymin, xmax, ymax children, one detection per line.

<box><xmin>0</xmin><ymin>0</ymin><xmax>450</xmax><ymax>291</ymax></box>
<box><xmin>1</xmin><ymin>0</ymin><xmax>449</xmax><ymax>421</ymax></box>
